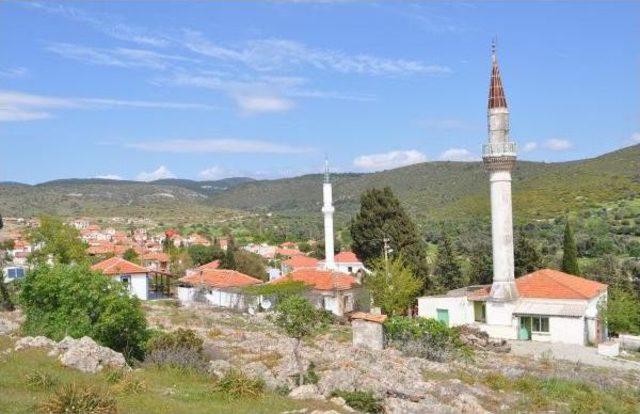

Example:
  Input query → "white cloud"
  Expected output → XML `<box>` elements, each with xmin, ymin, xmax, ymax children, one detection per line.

<box><xmin>0</xmin><ymin>67</ymin><xmax>28</xmax><ymax>78</ymax></box>
<box><xmin>0</xmin><ymin>90</ymin><xmax>214</xmax><ymax>122</ymax></box>
<box><xmin>543</xmin><ymin>139</ymin><xmax>573</xmax><ymax>151</ymax></box>
<box><xmin>26</xmin><ymin>2</ymin><xmax>170</xmax><ymax>47</ymax></box>
<box><xmin>127</xmin><ymin>138</ymin><xmax>314</xmax><ymax>154</ymax></box>
<box><xmin>93</xmin><ymin>174</ymin><xmax>123</xmax><ymax>180</ymax></box>
<box><xmin>234</xmin><ymin>95</ymin><xmax>295</xmax><ymax>114</ymax></box>
<box><xmin>522</xmin><ymin>142</ymin><xmax>538</xmax><ymax>153</ymax></box>
<box><xmin>630</xmin><ymin>132</ymin><xmax>640</xmax><ymax>144</ymax></box>
<box><xmin>438</xmin><ymin>148</ymin><xmax>478</xmax><ymax>161</ymax></box>
<box><xmin>136</xmin><ymin>166</ymin><xmax>176</xmax><ymax>181</ymax></box>
<box><xmin>46</xmin><ymin>43</ymin><xmax>193</xmax><ymax>70</ymax></box>
<box><xmin>198</xmin><ymin>166</ymin><xmax>227</xmax><ymax>180</ymax></box>
<box><xmin>183</xmin><ymin>32</ymin><xmax>451</xmax><ymax>77</ymax></box>
<box><xmin>353</xmin><ymin>150</ymin><xmax>427</xmax><ymax>171</ymax></box>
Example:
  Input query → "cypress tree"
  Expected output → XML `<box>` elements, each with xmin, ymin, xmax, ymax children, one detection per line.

<box><xmin>434</xmin><ymin>234</ymin><xmax>464</xmax><ymax>291</ymax></box>
<box><xmin>514</xmin><ymin>231</ymin><xmax>542</xmax><ymax>276</ymax></box>
<box><xmin>561</xmin><ymin>221</ymin><xmax>580</xmax><ymax>275</ymax></box>
<box><xmin>350</xmin><ymin>187</ymin><xmax>430</xmax><ymax>290</ymax></box>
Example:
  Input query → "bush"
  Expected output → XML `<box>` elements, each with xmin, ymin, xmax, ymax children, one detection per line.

<box><xmin>330</xmin><ymin>390</ymin><xmax>383</xmax><ymax>413</ymax></box>
<box><xmin>40</xmin><ymin>383</ymin><xmax>117</xmax><ymax>414</ymax></box>
<box><xmin>213</xmin><ymin>370</ymin><xmax>265</xmax><ymax>400</ymax></box>
<box><xmin>20</xmin><ymin>264</ymin><xmax>149</xmax><ymax>361</ymax></box>
<box><xmin>144</xmin><ymin>329</ymin><xmax>207</xmax><ymax>372</ymax></box>
<box><xmin>384</xmin><ymin>316</ymin><xmax>471</xmax><ymax>362</ymax></box>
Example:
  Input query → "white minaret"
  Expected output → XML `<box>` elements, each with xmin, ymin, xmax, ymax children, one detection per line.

<box><xmin>322</xmin><ymin>160</ymin><xmax>336</xmax><ymax>270</ymax></box>
<box><xmin>483</xmin><ymin>42</ymin><xmax>518</xmax><ymax>301</ymax></box>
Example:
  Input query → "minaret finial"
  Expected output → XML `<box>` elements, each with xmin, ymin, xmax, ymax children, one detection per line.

<box><xmin>491</xmin><ymin>37</ymin><xmax>497</xmax><ymax>62</ymax></box>
<box><xmin>324</xmin><ymin>157</ymin><xmax>330</xmax><ymax>183</ymax></box>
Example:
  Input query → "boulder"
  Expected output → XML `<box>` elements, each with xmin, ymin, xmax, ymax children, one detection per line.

<box><xmin>289</xmin><ymin>384</ymin><xmax>324</xmax><ymax>400</ymax></box>
<box><xmin>241</xmin><ymin>361</ymin><xmax>281</xmax><ymax>389</ymax></box>
<box><xmin>56</xmin><ymin>336</ymin><xmax>127</xmax><ymax>373</ymax></box>
<box><xmin>14</xmin><ymin>336</ymin><xmax>56</xmax><ymax>351</ymax></box>
<box><xmin>0</xmin><ymin>318</ymin><xmax>19</xmax><ymax>335</ymax></box>
<box><xmin>208</xmin><ymin>359</ymin><xmax>232</xmax><ymax>378</ymax></box>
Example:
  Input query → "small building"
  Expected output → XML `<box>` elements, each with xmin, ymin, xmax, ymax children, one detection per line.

<box><xmin>418</xmin><ymin>269</ymin><xmax>608</xmax><ymax>346</ymax></box>
<box><xmin>320</xmin><ymin>251</ymin><xmax>366</xmax><ymax>274</ymax></box>
<box><xmin>270</xmin><ymin>268</ymin><xmax>363</xmax><ymax>316</ymax></box>
<box><xmin>185</xmin><ymin>259</ymin><xmax>220</xmax><ymax>277</ymax></box>
<box><xmin>177</xmin><ymin>269</ymin><xmax>262</xmax><ymax>310</ymax></box>
<box><xmin>91</xmin><ymin>257</ymin><xmax>172</xmax><ymax>301</ymax></box>
<box><xmin>141</xmin><ymin>251</ymin><xmax>170</xmax><ymax>272</ymax></box>
<box><xmin>351</xmin><ymin>312</ymin><xmax>387</xmax><ymax>350</ymax></box>
<box><xmin>281</xmin><ymin>255</ymin><xmax>319</xmax><ymax>274</ymax></box>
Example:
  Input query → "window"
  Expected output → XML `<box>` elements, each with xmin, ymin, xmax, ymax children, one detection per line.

<box><xmin>121</xmin><ymin>275</ymin><xmax>130</xmax><ymax>288</ymax></box>
<box><xmin>522</xmin><ymin>316</ymin><xmax>549</xmax><ymax>333</ymax></box>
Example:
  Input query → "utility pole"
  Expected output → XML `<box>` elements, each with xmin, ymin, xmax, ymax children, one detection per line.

<box><xmin>383</xmin><ymin>237</ymin><xmax>391</xmax><ymax>282</ymax></box>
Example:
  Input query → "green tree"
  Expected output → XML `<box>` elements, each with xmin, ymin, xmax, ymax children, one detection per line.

<box><xmin>20</xmin><ymin>264</ymin><xmax>148</xmax><ymax>360</ymax></box>
<box><xmin>600</xmin><ymin>287</ymin><xmax>640</xmax><ymax>335</ymax></box>
<box><xmin>433</xmin><ymin>234</ymin><xmax>463</xmax><ymax>291</ymax></box>
<box><xmin>514</xmin><ymin>232</ymin><xmax>542</xmax><ymax>276</ymax></box>
<box><xmin>27</xmin><ymin>216</ymin><xmax>87</xmax><ymax>265</ymax></box>
<box><xmin>272</xmin><ymin>296</ymin><xmax>331</xmax><ymax>385</ymax></box>
<box><xmin>350</xmin><ymin>187</ymin><xmax>429</xmax><ymax>289</ymax></box>
<box><xmin>365</xmin><ymin>255</ymin><xmax>422</xmax><ymax>315</ymax></box>
<box><xmin>122</xmin><ymin>248</ymin><xmax>139</xmax><ymax>263</ymax></box>
<box><xmin>561</xmin><ymin>221</ymin><xmax>580</xmax><ymax>275</ymax></box>
<box><xmin>0</xmin><ymin>215</ymin><xmax>15</xmax><ymax>311</ymax></box>
<box><xmin>187</xmin><ymin>244</ymin><xmax>224</xmax><ymax>266</ymax></box>
<box><xmin>220</xmin><ymin>236</ymin><xmax>237</xmax><ymax>269</ymax></box>
<box><xmin>467</xmin><ymin>242</ymin><xmax>493</xmax><ymax>285</ymax></box>
<box><xmin>235</xmin><ymin>250</ymin><xmax>268</xmax><ymax>281</ymax></box>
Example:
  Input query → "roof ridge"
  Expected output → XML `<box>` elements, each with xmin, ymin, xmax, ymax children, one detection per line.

<box><xmin>544</xmin><ymin>269</ymin><xmax>602</xmax><ymax>298</ymax></box>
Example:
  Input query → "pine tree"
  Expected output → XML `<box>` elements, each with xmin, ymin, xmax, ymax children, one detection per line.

<box><xmin>514</xmin><ymin>231</ymin><xmax>542</xmax><ymax>276</ymax></box>
<box><xmin>220</xmin><ymin>236</ymin><xmax>237</xmax><ymax>270</ymax></box>
<box><xmin>433</xmin><ymin>234</ymin><xmax>464</xmax><ymax>291</ymax></box>
<box><xmin>350</xmin><ymin>187</ymin><xmax>429</xmax><ymax>290</ymax></box>
<box><xmin>468</xmin><ymin>242</ymin><xmax>493</xmax><ymax>285</ymax></box>
<box><xmin>561</xmin><ymin>220</ymin><xmax>580</xmax><ymax>275</ymax></box>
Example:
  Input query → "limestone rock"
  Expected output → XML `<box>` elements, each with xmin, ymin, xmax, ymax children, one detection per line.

<box><xmin>0</xmin><ymin>318</ymin><xmax>19</xmax><ymax>335</ymax></box>
<box><xmin>329</xmin><ymin>396</ymin><xmax>355</xmax><ymax>412</ymax></box>
<box><xmin>56</xmin><ymin>336</ymin><xmax>127</xmax><ymax>373</ymax></box>
<box><xmin>289</xmin><ymin>384</ymin><xmax>324</xmax><ymax>400</ymax></box>
<box><xmin>14</xmin><ymin>336</ymin><xmax>56</xmax><ymax>351</ymax></box>
<box><xmin>208</xmin><ymin>359</ymin><xmax>232</xmax><ymax>378</ymax></box>
<box><xmin>241</xmin><ymin>361</ymin><xmax>280</xmax><ymax>389</ymax></box>
<box><xmin>384</xmin><ymin>396</ymin><xmax>459</xmax><ymax>414</ymax></box>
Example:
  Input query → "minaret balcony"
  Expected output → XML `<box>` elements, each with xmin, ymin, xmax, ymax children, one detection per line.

<box><xmin>482</xmin><ymin>141</ymin><xmax>517</xmax><ymax>158</ymax></box>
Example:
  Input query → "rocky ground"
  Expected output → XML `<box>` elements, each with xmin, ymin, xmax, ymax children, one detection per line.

<box><xmin>145</xmin><ymin>302</ymin><xmax>640</xmax><ymax>414</ymax></box>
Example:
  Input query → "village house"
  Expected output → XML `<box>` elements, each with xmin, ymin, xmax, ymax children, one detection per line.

<box><xmin>185</xmin><ymin>259</ymin><xmax>221</xmax><ymax>276</ymax></box>
<box><xmin>141</xmin><ymin>251</ymin><xmax>170</xmax><ymax>272</ymax></box>
<box><xmin>319</xmin><ymin>251</ymin><xmax>366</xmax><ymax>274</ymax></box>
<box><xmin>281</xmin><ymin>255</ymin><xmax>319</xmax><ymax>274</ymax></box>
<box><xmin>91</xmin><ymin>257</ymin><xmax>172</xmax><ymax>300</ymax></box>
<box><xmin>270</xmin><ymin>268</ymin><xmax>363</xmax><ymax>316</ymax></box>
<box><xmin>419</xmin><ymin>269</ymin><xmax>608</xmax><ymax>345</ymax></box>
<box><xmin>177</xmin><ymin>269</ymin><xmax>262</xmax><ymax>310</ymax></box>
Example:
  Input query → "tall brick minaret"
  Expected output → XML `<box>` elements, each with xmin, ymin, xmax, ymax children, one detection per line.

<box><xmin>483</xmin><ymin>42</ymin><xmax>518</xmax><ymax>301</ymax></box>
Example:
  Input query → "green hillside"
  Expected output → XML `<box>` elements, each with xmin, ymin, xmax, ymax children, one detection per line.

<box><xmin>0</xmin><ymin>145</ymin><xmax>638</xmax><ymax>225</ymax></box>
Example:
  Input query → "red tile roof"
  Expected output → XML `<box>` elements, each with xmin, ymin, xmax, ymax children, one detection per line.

<box><xmin>91</xmin><ymin>257</ymin><xmax>149</xmax><ymax>276</ymax></box>
<box><xmin>283</xmin><ymin>255</ymin><xmax>319</xmax><ymax>270</ymax></box>
<box><xmin>197</xmin><ymin>260</ymin><xmax>221</xmax><ymax>271</ymax></box>
<box><xmin>272</xmin><ymin>268</ymin><xmax>358</xmax><ymax>291</ymax></box>
<box><xmin>334</xmin><ymin>251</ymin><xmax>361</xmax><ymax>263</ymax></box>
<box><xmin>276</xmin><ymin>248</ymin><xmax>303</xmax><ymax>257</ymax></box>
<box><xmin>470</xmin><ymin>269</ymin><xmax>607</xmax><ymax>300</ymax></box>
<box><xmin>350</xmin><ymin>312</ymin><xmax>388</xmax><ymax>323</ymax></box>
<box><xmin>179</xmin><ymin>269</ymin><xmax>262</xmax><ymax>289</ymax></box>
<box><xmin>142</xmin><ymin>252</ymin><xmax>170</xmax><ymax>262</ymax></box>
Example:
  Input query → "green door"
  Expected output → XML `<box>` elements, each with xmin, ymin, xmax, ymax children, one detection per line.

<box><xmin>519</xmin><ymin>317</ymin><xmax>532</xmax><ymax>340</ymax></box>
<box><xmin>436</xmin><ymin>309</ymin><xmax>450</xmax><ymax>326</ymax></box>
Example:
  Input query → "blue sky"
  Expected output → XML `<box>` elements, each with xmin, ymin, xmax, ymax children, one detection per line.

<box><xmin>1</xmin><ymin>1</ymin><xmax>639</xmax><ymax>184</ymax></box>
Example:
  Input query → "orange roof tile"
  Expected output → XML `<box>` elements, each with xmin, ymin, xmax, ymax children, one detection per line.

<box><xmin>142</xmin><ymin>252</ymin><xmax>170</xmax><ymax>262</ymax></box>
<box><xmin>179</xmin><ymin>269</ymin><xmax>262</xmax><ymax>289</ymax></box>
<box><xmin>91</xmin><ymin>257</ymin><xmax>149</xmax><ymax>275</ymax></box>
<box><xmin>470</xmin><ymin>269</ymin><xmax>607</xmax><ymax>300</ymax></box>
<box><xmin>276</xmin><ymin>248</ymin><xmax>303</xmax><ymax>257</ymax></box>
<box><xmin>350</xmin><ymin>312</ymin><xmax>388</xmax><ymax>323</ymax></box>
<box><xmin>334</xmin><ymin>251</ymin><xmax>361</xmax><ymax>263</ymax></box>
<box><xmin>197</xmin><ymin>260</ymin><xmax>221</xmax><ymax>271</ymax></box>
<box><xmin>271</xmin><ymin>268</ymin><xmax>358</xmax><ymax>291</ymax></box>
<box><xmin>283</xmin><ymin>255</ymin><xmax>319</xmax><ymax>270</ymax></box>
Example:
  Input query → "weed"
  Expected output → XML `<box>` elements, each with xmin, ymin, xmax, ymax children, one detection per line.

<box><xmin>39</xmin><ymin>383</ymin><xmax>117</xmax><ymax>414</ymax></box>
<box><xmin>26</xmin><ymin>370</ymin><xmax>58</xmax><ymax>390</ymax></box>
<box><xmin>213</xmin><ymin>370</ymin><xmax>265</xmax><ymax>400</ymax></box>
<box><xmin>330</xmin><ymin>390</ymin><xmax>383</xmax><ymax>413</ymax></box>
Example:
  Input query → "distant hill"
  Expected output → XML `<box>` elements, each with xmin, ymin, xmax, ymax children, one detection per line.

<box><xmin>1</xmin><ymin>145</ymin><xmax>638</xmax><ymax>225</ymax></box>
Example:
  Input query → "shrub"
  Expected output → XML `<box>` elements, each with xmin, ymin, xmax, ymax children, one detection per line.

<box><xmin>110</xmin><ymin>373</ymin><xmax>147</xmax><ymax>395</ymax></box>
<box><xmin>40</xmin><ymin>383</ymin><xmax>117</xmax><ymax>414</ymax></box>
<box><xmin>144</xmin><ymin>329</ymin><xmax>207</xmax><ymax>372</ymax></box>
<box><xmin>383</xmin><ymin>316</ymin><xmax>471</xmax><ymax>362</ymax></box>
<box><xmin>213</xmin><ymin>370</ymin><xmax>265</xmax><ymax>400</ymax></box>
<box><xmin>303</xmin><ymin>361</ymin><xmax>319</xmax><ymax>385</ymax></box>
<box><xmin>26</xmin><ymin>370</ymin><xmax>58</xmax><ymax>390</ymax></box>
<box><xmin>20</xmin><ymin>264</ymin><xmax>149</xmax><ymax>361</ymax></box>
<box><xmin>330</xmin><ymin>390</ymin><xmax>383</xmax><ymax>413</ymax></box>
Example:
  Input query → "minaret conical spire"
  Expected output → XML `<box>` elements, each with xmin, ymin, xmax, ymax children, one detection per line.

<box><xmin>488</xmin><ymin>40</ymin><xmax>508</xmax><ymax>110</ymax></box>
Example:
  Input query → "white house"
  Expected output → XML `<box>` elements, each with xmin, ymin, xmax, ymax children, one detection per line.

<box><xmin>270</xmin><ymin>268</ymin><xmax>364</xmax><ymax>316</ymax></box>
<box><xmin>319</xmin><ymin>251</ymin><xmax>366</xmax><ymax>274</ymax></box>
<box><xmin>419</xmin><ymin>269</ymin><xmax>608</xmax><ymax>346</ymax></box>
<box><xmin>91</xmin><ymin>257</ymin><xmax>172</xmax><ymax>301</ymax></box>
<box><xmin>177</xmin><ymin>269</ymin><xmax>262</xmax><ymax>310</ymax></box>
